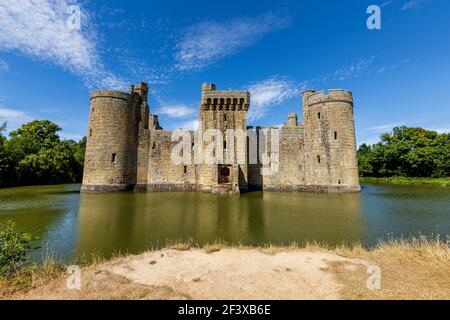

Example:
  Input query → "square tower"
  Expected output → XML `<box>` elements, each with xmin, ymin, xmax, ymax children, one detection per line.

<box><xmin>198</xmin><ymin>83</ymin><xmax>250</xmax><ymax>194</ymax></box>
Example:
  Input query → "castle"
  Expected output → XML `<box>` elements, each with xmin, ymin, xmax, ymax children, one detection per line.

<box><xmin>81</xmin><ymin>82</ymin><xmax>360</xmax><ymax>195</ymax></box>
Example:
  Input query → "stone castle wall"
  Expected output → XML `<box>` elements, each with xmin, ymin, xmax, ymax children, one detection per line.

<box><xmin>81</xmin><ymin>90</ymin><xmax>140</xmax><ymax>192</ymax></box>
<box><xmin>82</xmin><ymin>82</ymin><xmax>360</xmax><ymax>194</ymax></box>
<box><xmin>301</xmin><ymin>90</ymin><xmax>359</xmax><ymax>192</ymax></box>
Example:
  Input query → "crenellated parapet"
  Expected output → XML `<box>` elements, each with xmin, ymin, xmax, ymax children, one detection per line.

<box><xmin>303</xmin><ymin>89</ymin><xmax>353</xmax><ymax>107</ymax></box>
<box><xmin>200</xmin><ymin>82</ymin><xmax>250</xmax><ymax>111</ymax></box>
<box><xmin>131</xmin><ymin>82</ymin><xmax>149</xmax><ymax>104</ymax></box>
<box><xmin>286</xmin><ymin>112</ymin><xmax>298</xmax><ymax>127</ymax></box>
<box><xmin>90</xmin><ymin>90</ymin><xmax>130</xmax><ymax>102</ymax></box>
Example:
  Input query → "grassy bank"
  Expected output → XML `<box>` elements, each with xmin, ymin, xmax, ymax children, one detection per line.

<box><xmin>360</xmin><ymin>176</ymin><xmax>450</xmax><ymax>187</ymax></box>
<box><xmin>1</xmin><ymin>237</ymin><xmax>449</xmax><ymax>300</ymax></box>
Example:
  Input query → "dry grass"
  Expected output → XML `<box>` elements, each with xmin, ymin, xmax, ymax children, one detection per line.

<box><xmin>329</xmin><ymin>235</ymin><xmax>450</xmax><ymax>300</ymax></box>
<box><xmin>0</xmin><ymin>256</ymin><xmax>66</xmax><ymax>299</ymax></box>
<box><xmin>1</xmin><ymin>236</ymin><xmax>449</xmax><ymax>300</ymax></box>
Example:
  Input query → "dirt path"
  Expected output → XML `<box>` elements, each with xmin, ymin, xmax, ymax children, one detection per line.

<box><xmin>13</xmin><ymin>249</ymin><xmax>379</xmax><ymax>300</ymax></box>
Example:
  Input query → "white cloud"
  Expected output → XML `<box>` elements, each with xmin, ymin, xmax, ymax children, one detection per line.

<box><xmin>246</xmin><ymin>77</ymin><xmax>305</xmax><ymax>122</ymax></box>
<box><xmin>179</xmin><ymin>119</ymin><xmax>199</xmax><ymax>131</ymax></box>
<box><xmin>333</xmin><ymin>57</ymin><xmax>375</xmax><ymax>81</ymax></box>
<box><xmin>0</xmin><ymin>58</ymin><xmax>9</xmax><ymax>72</ymax></box>
<box><xmin>0</xmin><ymin>0</ymin><xmax>126</xmax><ymax>90</ymax></box>
<box><xmin>368</xmin><ymin>122</ymin><xmax>406</xmax><ymax>132</ymax></box>
<box><xmin>368</xmin><ymin>117</ymin><xmax>428</xmax><ymax>132</ymax></box>
<box><xmin>157</xmin><ymin>104</ymin><xmax>195</xmax><ymax>118</ymax></box>
<box><xmin>59</xmin><ymin>132</ymin><xmax>83</xmax><ymax>141</ymax></box>
<box><xmin>402</xmin><ymin>0</ymin><xmax>431</xmax><ymax>11</ymax></box>
<box><xmin>174</xmin><ymin>12</ymin><xmax>290</xmax><ymax>71</ymax></box>
<box><xmin>426</xmin><ymin>126</ymin><xmax>450</xmax><ymax>134</ymax></box>
<box><xmin>358</xmin><ymin>136</ymin><xmax>381</xmax><ymax>147</ymax></box>
<box><xmin>0</xmin><ymin>107</ymin><xmax>33</xmax><ymax>130</ymax></box>
<box><xmin>377</xmin><ymin>67</ymin><xmax>387</xmax><ymax>74</ymax></box>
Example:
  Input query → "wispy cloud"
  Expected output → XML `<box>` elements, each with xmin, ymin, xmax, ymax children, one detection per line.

<box><xmin>157</xmin><ymin>104</ymin><xmax>195</xmax><ymax>118</ymax></box>
<box><xmin>246</xmin><ymin>76</ymin><xmax>306</xmax><ymax>122</ymax></box>
<box><xmin>377</xmin><ymin>58</ymin><xmax>411</xmax><ymax>74</ymax></box>
<box><xmin>0</xmin><ymin>107</ymin><xmax>33</xmax><ymax>130</ymax></box>
<box><xmin>0</xmin><ymin>58</ymin><xmax>9</xmax><ymax>73</ymax></box>
<box><xmin>425</xmin><ymin>126</ymin><xmax>450</xmax><ymax>134</ymax></box>
<box><xmin>359</xmin><ymin>136</ymin><xmax>382</xmax><ymax>146</ymax></box>
<box><xmin>333</xmin><ymin>57</ymin><xmax>376</xmax><ymax>81</ymax></box>
<box><xmin>402</xmin><ymin>0</ymin><xmax>431</xmax><ymax>11</ymax></box>
<box><xmin>179</xmin><ymin>119</ymin><xmax>199</xmax><ymax>131</ymax></box>
<box><xmin>59</xmin><ymin>132</ymin><xmax>83</xmax><ymax>141</ymax></box>
<box><xmin>368</xmin><ymin>117</ymin><xmax>428</xmax><ymax>132</ymax></box>
<box><xmin>368</xmin><ymin>122</ymin><xmax>406</xmax><ymax>132</ymax></box>
<box><xmin>174</xmin><ymin>12</ymin><xmax>291</xmax><ymax>71</ymax></box>
<box><xmin>0</xmin><ymin>0</ymin><xmax>125</xmax><ymax>90</ymax></box>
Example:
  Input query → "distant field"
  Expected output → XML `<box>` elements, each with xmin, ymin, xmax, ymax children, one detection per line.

<box><xmin>360</xmin><ymin>177</ymin><xmax>450</xmax><ymax>187</ymax></box>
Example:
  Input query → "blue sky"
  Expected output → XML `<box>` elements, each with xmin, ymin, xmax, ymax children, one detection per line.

<box><xmin>0</xmin><ymin>0</ymin><xmax>449</xmax><ymax>145</ymax></box>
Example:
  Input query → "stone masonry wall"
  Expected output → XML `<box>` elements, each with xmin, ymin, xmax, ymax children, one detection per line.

<box><xmin>301</xmin><ymin>90</ymin><xmax>360</xmax><ymax>192</ymax></box>
<box><xmin>82</xmin><ymin>82</ymin><xmax>360</xmax><ymax>194</ymax></box>
<box><xmin>81</xmin><ymin>90</ymin><xmax>139</xmax><ymax>192</ymax></box>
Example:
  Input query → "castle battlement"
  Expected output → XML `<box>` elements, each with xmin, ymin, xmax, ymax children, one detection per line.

<box><xmin>201</xmin><ymin>83</ymin><xmax>250</xmax><ymax>111</ymax></box>
<box><xmin>90</xmin><ymin>90</ymin><xmax>130</xmax><ymax>102</ymax></box>
<box><xmin>303</xmin><ymin>89</ymin><xmax>353</xmax><ymax>106</ymax></box>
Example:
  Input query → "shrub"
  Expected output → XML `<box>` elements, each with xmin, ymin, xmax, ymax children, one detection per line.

<box><xmin>0</xmin><ymin>221</ymin><xmax>34</xmax><ymax>278</ymax></box>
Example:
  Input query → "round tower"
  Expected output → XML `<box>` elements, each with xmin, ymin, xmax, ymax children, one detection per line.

<box><xmin>301</xmin><ymin>89</ymin><xmax>360</xmax><ymax>192</ymax></box>
<box><xmin>81</xmin><ymin>90</ymin><xmax>140</xmax><ymax>192</ymax></box>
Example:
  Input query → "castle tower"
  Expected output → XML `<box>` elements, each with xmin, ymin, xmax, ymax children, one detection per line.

<box><xmin>81</xmin><ymin>83</ymin><xmax>148</xmax><ymax>192</ymax></box>
<box><xmin>198</xmin><ymin>83</ymin><xmax>250</xmax><ymax>194</ymax></box>
<box><xmin>301</xmin><ymin>89</ymin><xmax>360</xmax><ymax>192</ymax></box>
<box><xmin>286</xmin><ymin>112</ymin><xmax>298</xmax><ymax>127</ymax></box>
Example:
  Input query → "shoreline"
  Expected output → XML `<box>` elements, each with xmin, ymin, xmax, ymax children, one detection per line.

<box><xmin>2</xmin><ymin>239</ymin><xmax>449</xmax><ymax>300</ymax></box>
<box><xmin>360</xmin><ymin>177</ymin><xmax>450</xmax><ymax>187</ymax></box>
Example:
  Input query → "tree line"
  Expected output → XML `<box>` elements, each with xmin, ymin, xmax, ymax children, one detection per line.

<box><xmin>1</xmin><ymin>121</ymin><xmax>448</xmax><ymax>188</ymax></box>
<box><xmin>357</xmin><ymin>126</ymin><xmax>450</xmax><ymax>178</ymax></box>
<box><xmin>0</xmin><ymin>120</ymin><xmax>86</xmax><ymax>187</ymax></box>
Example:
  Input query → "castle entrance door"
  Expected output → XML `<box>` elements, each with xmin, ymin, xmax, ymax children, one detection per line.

<box><xmin>218</xmin><ymin>165</ymin><xmax>231</xmax><ymax>184</ymax></box>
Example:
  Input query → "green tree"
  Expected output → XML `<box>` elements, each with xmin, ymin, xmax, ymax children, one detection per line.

<box><xmin>16</xmin><ymin>141</ymin><xmax>77</xmax><ymax>185</ymax></box>
<box><xmin>7</xmin><ymin>120</ymin><xmax>61</xmax><ymax>158</ymax></box>
<box><xmin>356</xmin><ymin>143</ymin><xmax>373</xmax><ymax>177</ymax></box>
<box><xmin>357</xmin><ymin>126</ymin><xmax>450</xmax><ymax>178</ymax></box>
<box><xmin>0</xmin><ymin>122</ymin><xmax>13</xmax><ymax>187</ymax></box>
<box><xmin>0</xmin><ymin>120</ymin><xmax>86</xmax><ymax>187</ymax></box>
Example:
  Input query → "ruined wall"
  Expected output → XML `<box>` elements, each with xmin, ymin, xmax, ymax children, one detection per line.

<box><xmin>81</xmin><ymin>90</ymin><xmax>140</xmax><ymax>192</ymax></box>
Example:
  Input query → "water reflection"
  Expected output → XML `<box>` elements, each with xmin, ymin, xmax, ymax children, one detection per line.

<box><xmin>0</xmin><ymin>183</ymin><xmax>449</xmax><ymax>261</ymax></box>
<box><xmin>76</xmin><ymin>190</ymin><xmax>364</xmax><ymax>258</ymax></box>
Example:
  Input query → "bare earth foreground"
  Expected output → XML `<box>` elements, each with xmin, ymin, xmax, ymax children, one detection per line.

<box><xmin>6</xmin><ymin>244</ymin><xmax>450</xmax><ymax>300</ymax></box>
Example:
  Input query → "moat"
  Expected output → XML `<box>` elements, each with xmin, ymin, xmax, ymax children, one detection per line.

<box><xmin>0</xmin><ymin>184</ymin><xmax>449</xmax><ymax>261</ymax></box>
